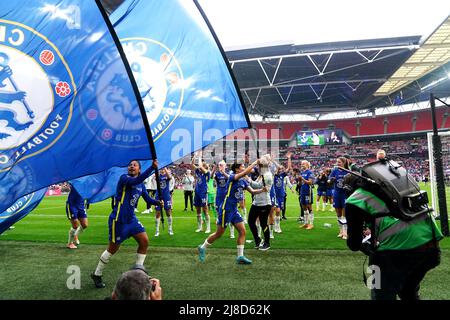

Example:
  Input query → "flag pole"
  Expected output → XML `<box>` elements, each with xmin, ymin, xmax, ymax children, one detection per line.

<box><xmin>94</xmin><ymin>0</ymin><xmax>165</xmax><ymax>228</ymax></box>
<box><xmin>192</xmin><ymin>0</ymin><xmax>260</xmax><ymax>161</ymax></box>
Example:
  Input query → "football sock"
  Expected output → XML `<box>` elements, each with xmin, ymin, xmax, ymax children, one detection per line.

<box><xmin>155</xmin><ymin>217</ymin><xmax>161</xmax><ymax>232</ymax></box>
<box><xmin>205</xmin><ymin>215</ymin><xmax>210</xmax><ymax>231</ymax></box>
<box><xmin>167</xmin><ymin>216</ymin><xmax>173</xmax><ymax>230</ymax></box>
<box><xmin>74</xmin><ymin>225</ymin><xmax>84</xmax><ymax>237</ymax></box>
<box><xmin>68</xmin><ymin>228</ymin><xmax>76</xmax><ymax>244</ymax></box>
<box><xmin>304</xmin><ymin>210</ymin><xmax>310</xmax><ymax>224</ymax></box>
<box><xmin>201</xmin><ymin>240</ymin><xmax>211</xmax><ymax>249</ymax></box>
<box><xmin>94</xmin><ymin>250</ymin><xmax>112</xmax><ymax>276</ymax></box>
<box><xmin>237</xmin><ymin>245</ymin><xmax>244</xmax><ymax>257</ymax></box>
<box><xmin>197</xmin><ymin>216</ymin><xmax>202</xmax><ymax>230</ymax></box>
<box><xmin>136</xmin><ymin>253</ymin><xmax>146</xmax><ymax>266</ymax></box>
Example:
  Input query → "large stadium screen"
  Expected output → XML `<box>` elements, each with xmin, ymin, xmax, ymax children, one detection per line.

<box><xmin>296</xmin><ymin>129</ymin><xmax>343</xmax><ymax>146</ymax></box>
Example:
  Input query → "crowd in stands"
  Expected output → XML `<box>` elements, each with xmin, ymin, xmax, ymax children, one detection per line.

<box><xmin>47</xmin><ymin>138</ymin><xmax>435</xmax><ymax>193</ymax></box>
<box><xmin>48</xmin><ymin>182</ymin><xmax>71</xmax><ymax>193</ymax></box>
<box><xmin>164</xmin><ymin>138</ymin><xmax>431</xmax><ymax>185</ymax></box>
<box><xmin>278</xmin><ymin>138</ymin><xmax>430</xmax><ymax>182</ymax></box>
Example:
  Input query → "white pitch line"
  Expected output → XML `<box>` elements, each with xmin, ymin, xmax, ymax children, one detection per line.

<box><xmin>28</xmin><ymin>214</ymin><xmax>339</xmax><ymax>219</ymax></box>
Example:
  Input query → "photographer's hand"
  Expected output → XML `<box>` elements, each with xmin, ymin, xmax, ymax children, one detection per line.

<box><xmin>149</xmin><ymin>278</ymin><xmax>162</xmax><ymax>300</ymax></box>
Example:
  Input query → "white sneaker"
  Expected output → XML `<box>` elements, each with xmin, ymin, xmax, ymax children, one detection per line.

<box><xmin>67</xmin><ymin>243</ymin><xmax>77</xmax><ymax>249</ymax></box>
<box><xmin>230</xmin><ymin>234</ymin><xmax>235</xmax><ymax>239</ymax></box>
<box><xmin>270</xmin><ymin>234</ymin><xmax>274</xmax><ymax>239</ymax></box>
<box><xmin>154</xmin><ymin>232</ymin><xmax>159</xmax><ymax>237</ymax></box>
<box><xmin>169</xmin><ymin>230</ymin><xmax>174</xmax><ymax>236</ymax></box>
<box><xmin>134</xmin><ymin>208</ymin><xmax>139</xmax><ymax>213</ymax></box>
<box><xmin>149</xmin><ymin>208</ymin><xmax>153</xmax><ymax>213</ymax></box>
<box><xmin>195</xmin><ymin>228</ymin><xmax>202</xmax><ymax>233</ymax></box>
<box><xmin>205</xmin><ymin>229</ymin><xmax>211</xmax><ymax>234</ymax></box>
<box><xmin>142</xmin><ymin>209</ymin><xmax>150</xmax><ymax>214</ymax></box>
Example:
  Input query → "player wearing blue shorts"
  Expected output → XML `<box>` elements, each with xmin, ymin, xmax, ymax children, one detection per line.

<box><xmin>192</xmin><ymin>156</ymin><xmax>211</xmax><ymax>233</ymax></box>
<box><xmin>328</xmin><ymin>157</ymin><xmax>349</xmax><ymax>239</ymax></box>
<box><xmin>325</xmin><ymin>168</ymin><xmax>334</xmax><ymax>206</ymax></box>
<box><xmin>272</xmin><ymin>152</ymin><xmax>292</xmax><ymax>233</ymax></box>
<box><xmin>66</xmin><ymin>184</ymin><xmax>88</xmax><ymax>249</ymax></box>
<box><xmin>198</xmin><ymin>160</ymin><xmax>266</xmax><ymax>264</ymax></box>
<box><xmin>293</xmin><ymin>168</ymin><xmax>304</xmax><ymax>223</ymax></box>
<box><xmin>154</xmin><ymin>167</ymin><xmax>174</xmax><ymax>237</ymax></box>
<box><xmin>299</xmin><ymin>160</ymin><xmax>315</xmax><ymax>230</ymax></box>
<box><xmin>315</xmin><ymin>171</ymin><xmax>328</xmax><ymax>211</ymax></box>
<box><xmin>214</xmin><ymin>161</ymin><xmax>232</xmax><ymax>238</ymax></box>
<box><xmin>91</xmin><ymin>160</ymin><xmax>161</xmax><ymax>289</ymax></box>
<box><xmin>214</xmin><ymin>162</ymin><xmax>229</xmax><ymax>209</ymax></box>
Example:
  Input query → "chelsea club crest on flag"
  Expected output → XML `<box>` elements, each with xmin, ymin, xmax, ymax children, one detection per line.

<box><xmin>108</xmin><ymin>0</ymin><xmax>250</xmax><ymax>165</ymax></box>
<box><xmin>0</xmin><ymin>0</ymin><xmax>154</xmax><ymax>213</ymax></box>
<box><xmin>71</xmin><ymin>0</ymin><xmax>250</xmax><ymax>203</ymax></box>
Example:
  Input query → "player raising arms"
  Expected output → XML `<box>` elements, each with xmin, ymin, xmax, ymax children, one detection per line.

<box><xmin>299</xmin><ymin>160</ymin><xmax>315</xmax><ymax>229</ymax></box>
<box><xmin>198</xmin><ymin>160</ymin><xmax>267</xmax><ymax>264</ymax></box>
<box><xmin>91</xmin><ymin>160</ymin><xmax>161</xmax><ymax>288</ymax></box>
<box><xmin>192</xmin><ymin>155</ymin><xmax>211</xmax><ymax>234</ymax></box>
<box><xmin>328</xmin><ymin>157</ymin><xmax>349</xmax><ymax>239</ymax></box>
<box><xmin>272</xmin><ymin>152</ymin><xmax>292</xmax><ymax>233</ymax></box>
<box><xmin>247</xmin><ymin>154</ymin><xmax>273</xmax><ymax>250</ymax></box>
<box><xmin>154</xmin><ymin>167</ymin><xmax>174</xmax><ymax>237</ymax></box>
<box><xmin>214</xmin><ymin>160</ymin><xmax>233</xmax><ymax>237</ymax></box>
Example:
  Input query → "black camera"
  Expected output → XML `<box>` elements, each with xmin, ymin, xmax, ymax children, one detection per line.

<box><xmin>360</xmin><ymin>159</ymin><xmax>432</xmax><ymax>220</ymax></box>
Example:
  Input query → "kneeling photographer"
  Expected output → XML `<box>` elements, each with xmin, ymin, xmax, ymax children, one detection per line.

<box><xmin>343</xmin><ymin>159</ymin><xmax>443</xmax><ymax>300</ymax></box>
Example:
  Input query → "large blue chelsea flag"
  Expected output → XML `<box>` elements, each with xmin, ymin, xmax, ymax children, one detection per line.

<box><xmin>0</xmin><ymin>1</ymin><xmax>153</xmax><ymax>213</ymax></box>
<box><xmin>109</xmin><ymin>0</ymin><xmax>249</xmax><ymax>168</ymax></box>
<box><xmin>0</xmin><ymin>188</ymin><xmax>47</xmax><ymax>235</ymax></box>
<box><xmin>71</xmin><ymin>0</ymin><xmax>250</xmax><ymax>203</ymax></box>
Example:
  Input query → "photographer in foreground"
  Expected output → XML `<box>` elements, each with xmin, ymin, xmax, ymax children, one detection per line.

<box><xmin>111</xmin><ymin>266</ymin><xmax>162</xmax><ymax>300</ymax></box>
<box><xmin>344</xmin><ymin>159</ymin><xmax>443</xmax><ymax>300</ymax></box>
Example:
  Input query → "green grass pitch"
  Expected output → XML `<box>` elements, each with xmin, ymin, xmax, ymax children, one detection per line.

<box><xmin>0</xmin><ymin>185</ymin><xmax>449</xmax><ymax>300</ymax></box>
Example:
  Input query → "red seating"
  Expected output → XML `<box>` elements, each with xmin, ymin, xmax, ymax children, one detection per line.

<box><xmin>245</xmin><ymin>108</ymin><xmax>450</xmax><ymax>138</ymax></box>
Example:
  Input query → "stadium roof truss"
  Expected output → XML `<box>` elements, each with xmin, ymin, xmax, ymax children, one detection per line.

<box><xmin>375</xmin><ymin>15</ymin><xmax>450</xmax><ymax>96</ymax></box>
<box><xmin>227</xmin><ymin>37</ymin><xmax>421</xmax><ymax>117</ymax></box>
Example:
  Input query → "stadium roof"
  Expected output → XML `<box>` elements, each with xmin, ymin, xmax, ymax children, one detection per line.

<box><xmin>102</xmin><ymin>0</ymin><xmax>450</xmax><ymax>118</ymax></box>
<box><xmin>226</xmin><ymin>37</ymin><xmax>431</xmax><ymax>117</ymax></box>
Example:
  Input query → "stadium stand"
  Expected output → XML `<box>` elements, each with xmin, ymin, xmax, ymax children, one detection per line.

<box><xmin>229</xmin><ymin>108</ymin><xmax>450</xmax><ymax>140</ymax></box>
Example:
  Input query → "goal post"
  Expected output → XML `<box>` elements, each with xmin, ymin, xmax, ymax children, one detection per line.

<box><xmin>427</xmin><ymin>131</ymin><xmax>450</xmax><ymax>223</ymax></box>
<box><xmin>428</xmin><ymin>93</ymin><xmax>449</xmax><ymax>236</ymax></box>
